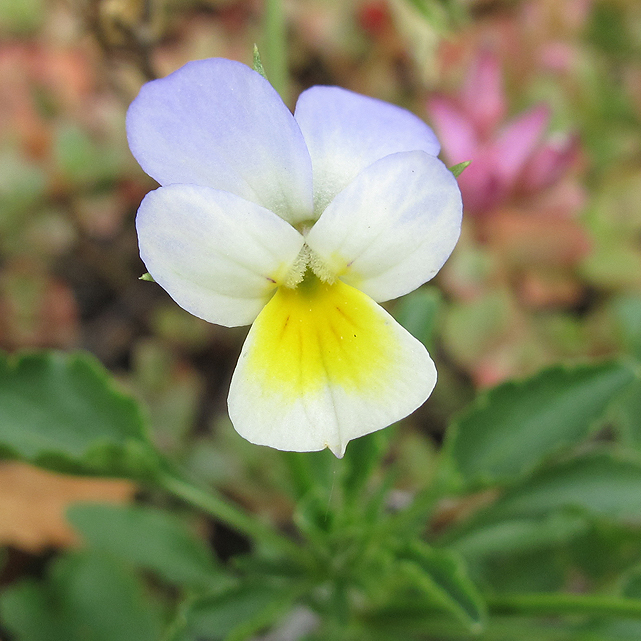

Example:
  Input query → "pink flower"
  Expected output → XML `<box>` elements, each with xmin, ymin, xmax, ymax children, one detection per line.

<box><xmin>427</xmin><ymin>51</ymin><xmax>579</xmax><ymax>216</ymax></box>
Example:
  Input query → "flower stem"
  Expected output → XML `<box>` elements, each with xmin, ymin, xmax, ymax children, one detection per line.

<box><xmin>488</xmin><ymin>592</ymin><xmax>641</xmax><ymax>619</ymax></box>
<box><xmin>263</xmin><ymin>0</ymin><xmax>288</xmax><ymax>99</ymax></box>
<box><xmin>156</xmin><ymin>469</ymin><xmax>307</xmax><ymax>564</ymax></box>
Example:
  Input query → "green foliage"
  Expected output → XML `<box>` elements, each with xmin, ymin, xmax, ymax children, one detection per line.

<box><xmin>0</xmin><ymin>350</ymin><xmax>161</xmax><ymax>478</ymax></box>
<box><xmin>181</xmin><ymin>583</ymin><xmax>301</xmax><ymax>641</ymax></box>
<box><xmin>4</xmin><ymin>347</ymin><xmax>641</xmax><ymax>640</ymax></box>
<box><xmin>398</xmin><ymin>542</ymin><xmax>486</xmax><ymax>631</ymax></box>
<box><xmin>0</xmin><ymin>551</ymin><xmax>163</xmax><ymax>641</ymax></box>
<box><xmin>481</xmin><ymin>453</ymin><xmax>641</xmax><ymax>522</ymax></box>
<box><xmin>446</xmin><ymin>361</ymin><xmax>636</xmax><ymax>487</ymax></box>
<box><xmin>67</xmin><ymin>503</ymin><xmax>225</xmax><ymax>590</ymax></box>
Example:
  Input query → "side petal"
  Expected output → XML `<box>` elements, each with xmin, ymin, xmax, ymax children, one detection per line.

<box><xmin>305</xmin><ymin>151</ymin><xmax>462</xmax><ymax>303</ymax></box>
<box><xmin>228</xmin><ymin>278</ymin><xmax>436</xmax><ymax>457</ymax></box>
<box><xmin>294</xmin><ymin>86</ymin><xmax>441</xmax><ymax>216</ymax></box>
<box><xmin>136</xmin><ymin>184</ymin><xmax>305</xmax><ymax>327</ymax></box>
<box><xmin>127</xmin><ymin>58</ymin><xmax>313</xmax><ymax>225</ymax></box>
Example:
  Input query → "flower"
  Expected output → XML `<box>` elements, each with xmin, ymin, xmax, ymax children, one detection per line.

<box><xmin>127</xmin><ymin>58</ymin><xmax>462</xmax><ymax>457</ymax></box>
<box><xmin>427</xmin><ymin>51</ymin><xmax>579</xmax><ymax>216</ymax></box>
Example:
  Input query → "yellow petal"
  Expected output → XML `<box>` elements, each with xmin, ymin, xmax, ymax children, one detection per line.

<box><xmin>228</xmin><ymin>275</ymin><xmax>436</xmax><ymax>456</ymax></box>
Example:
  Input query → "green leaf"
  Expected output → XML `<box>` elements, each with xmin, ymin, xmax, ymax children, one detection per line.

<box><xmin>446</xmin><ymin>361</ymin><xmax>636</xmax><ymax>486</ymax></box>
<box><xmin>398</xmin><ymin>542</ymin><xmax>486</xmax><ymax>632</ymax></box>
<box><xmin>0</xmin><ymin>551</ymin><xmax>163</xmax><ymax>641</ymax></box>
<box><xmin>0</xmin><ymin>350</ymin><xmax>160</xmax><ymax>478</ymax></box>
<box><xmin>393</xmin><ymin>287</ymin><xmax>441</xmax><ymax>350</ymax></box>
<box><xmin>342</xmin><ymin>430</ymin><xmax>388</xmax><ymax>503</ymax></box>
<box><xmin>184</xmin><ymin>583</ymin><xmax>299</xmax><ymax>641</ymax></box>
<box><xmin>483</xmin><ymin>453</ymin><xmax>641</xmax><ymax>522</ymax></box>
<box><xmin>449</xmin><ymin>160</ymin><xmax>471</xmax><ymax>178</ymax></box>
<box><xmin>613</xmin><ymin>295</ymin><xmax>641</xmax><ymax>359</ymax></box>
<box><xmin>449</xmin><ymin>513</ymin><xmax>588</xmax><ymax>560</ymax></box>
<box><xmin>67</xmin><ymin>503</ymin><xmax>225</xmax><ymax>590</ymax></box>
<box><xmin>139</xmin><ymin>272</ymin><xmax>155</xmax><ymax>282</ymax></box>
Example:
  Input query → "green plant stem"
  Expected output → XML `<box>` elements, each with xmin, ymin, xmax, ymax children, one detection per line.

<box><xmin>263</xmin><ymin>0</ymin><xmax>288</xmax><ymax>99</ymax></box>
<box><xmin>488</xmin><ymin>592</ymin><xmax>641</xmax><ymax>619</ymax></box>
<box><xmin>157</xmin><ymin>470</ymin><xmax>308</xmax><ymax>565</ymax></box>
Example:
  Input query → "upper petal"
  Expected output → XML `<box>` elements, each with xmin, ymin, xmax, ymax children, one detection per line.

<box><xmin>228</xmin><ymin>277</ymin><xmax>436</xmax><ymax>457</ymax></box>
<box><xmin>136</xmin><ymin>184</ymin><xmax>305</xmax><ymax>327</ymax></box>
<box><xmin>127</xmin><ymin>58</ymin><xmax>314</xmax><ymax>224</ymax></box>
<box><xmin>294</xmin><ymin>86</ymin><xmax>441</xmax><ymax>216</ymax></box>
<box><xmin>305</xmin><ymin>151</ymin><xmax>462</xmax><ymax>303</ymax></box>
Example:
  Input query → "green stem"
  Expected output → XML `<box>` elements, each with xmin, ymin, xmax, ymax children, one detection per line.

<box><xmin>488</xmin><ymin>592</ymin><xmax>641</xmax><ymax>619</ymax></box>
<box><xmin>263</xmin><ymin>0</ymin><xmax>288</xmax><ymax>99</ymax></box>
<box><xmin>156</xmin><ymin>469</ymin><xmax>308</xmax><ymax>565</ymax></box>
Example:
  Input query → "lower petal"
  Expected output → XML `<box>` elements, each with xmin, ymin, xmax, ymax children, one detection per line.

<box><xmin>228</xmin><ymin>277</ymin><xmax>436</xmax><ymax>457</ymax></box>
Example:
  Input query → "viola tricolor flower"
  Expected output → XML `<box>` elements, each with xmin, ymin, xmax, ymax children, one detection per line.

<box><xmin>127</xmin><ymin>58</ymin><xmax>462</xmax><ymax>457</ymax></box>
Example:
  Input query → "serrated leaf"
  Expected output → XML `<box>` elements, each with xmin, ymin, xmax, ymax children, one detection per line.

<box><xmin>67</xmin><ymin>503</ymin><xmax>225</xmax><ymax>589</ymax></box>
<box><xmin>483</xmin><ymin>453</ymin><xmax>641</xmax><ymax>522</ymax></box>
<box><xmin>398</xmin><ymin>542</ymin><xmax>486</xmax><ymax>632</ymax></box>
<box><xmin>0</xmin><ymin>350</ymin><xmax>160</xmax><ymax>478</ymax></box>
<box><xmin>446</xmin><ymin>361</ymin><xmax>636</xmax><ymax>486</ymax></box>
<box><xmin>0</xmin><ymin>551</ymin><xmax>163</xmax><ymax>641</ymax></box>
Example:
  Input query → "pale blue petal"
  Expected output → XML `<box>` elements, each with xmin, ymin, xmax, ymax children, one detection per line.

<box><xmin>127</xmin><ymin>59</ymin><xmax>313</xmax><ymax>224</ymax></box>
<box><xmin>137</xmin><ymin>184</ymin><xmax>305</xmax><ymax>327</ymax></box>
<box><xmin>306</xmin><ymin>151</ymin><xmax>462</xmax><ymax>303</ymax></box>
<box><xmin>294</xmin><ymin>86</ymin><xmax>441</xmax><ymax>216</ymax></box>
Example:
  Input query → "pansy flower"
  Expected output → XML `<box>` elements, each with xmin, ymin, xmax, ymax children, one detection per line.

<box><xmin>127</xmin><ymin>58</ymin><xmax>462</xmax><ymax>457</ymax></box>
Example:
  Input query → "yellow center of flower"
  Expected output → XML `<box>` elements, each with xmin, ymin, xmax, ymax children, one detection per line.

<box><xmin>245</xmin><ymin>272</ymin><xmax>400</xmax><ymax>400</ymax></box>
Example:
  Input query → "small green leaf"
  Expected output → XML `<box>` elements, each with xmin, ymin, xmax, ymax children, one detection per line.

<box><xmin>613</xmin><ymin>294</ymin><xmax>641</xmax><ymax>359</ymax></box>
<box><xmin>449</xmin><ymin>513</ymin><xmax>588</xmax><ymax>560</ymax></box>
<box><xmin>67</xmin><ymin>503</ymin><xmax>225</xmax><ymax>589</ymax></box>
<box><xmin>446</xmin><ymin>361</ymin><xmax>636</xmax><ymax>487</ymax></box>
<box><xmin>139</xmin><ymin>272</ymin><xmax>155</xmax><ymax>282</ymax></box>
<box><xmin>398</xmin><ymin>542</ymin><xmax>486</xmax><ymax>632</ymax></box>
<box><xmin>342</xmin><ymin>430</ymin><xmax>388</xmax><ymax>502</ymax></box>
<box><xmin>483</xmin><ymin>453</ymin><xmax>641</xmax><ymax>522</ymax></box>
<box><xmin>185</xmin><ymin>583</ymin><xmax>299</xmax><ymax>641</ymax></box>
<box><xmin>0</xmin><ymin>551</ymin><xmax>163</xmax><ymax>641</ymax></box>
<box><xmin>252</xmin><ymin>44</ymin><xmax>268</xmax><ymax>79</ymax></box>
<box><xmin>0</xmin><ymin>350</ymin><xmax>160</xmax><ymax>478</ymax></box>
<box><xmin>614</xmin><ymin>377</ymin><xmax>641</xmax><ymax>447</ymax></box>
<box><xmin>449</xmin><ymin>161</ymin><xmax>471</xmax><ymax>178</ymax></box>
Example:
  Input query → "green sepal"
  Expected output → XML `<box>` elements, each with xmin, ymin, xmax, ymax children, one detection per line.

<box><xmin>252</xmin><ymin>44</ymin><xmax>268</xmax><ymax>80</ymax></box>
<box><xmin>449</xmin><ymin>161</ymin><xmax>471</xmax><ymax>178</ymax></box>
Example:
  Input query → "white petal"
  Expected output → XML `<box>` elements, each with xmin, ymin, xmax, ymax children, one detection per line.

<box><xmin>127</xmin><ymin>58</ymin><xmax>313</xmax><ymax>224</ymax></box>
<box><xmin>305</xmin><ymin>151</ymin><xmax>462</xmax><ymax>303</ymax></box>
<box><xmin>228</xmin><ymin>277</ymin><xmax>436</xmax><ymax>457</ymax></box>
<box><xmin>137</xmin><ymin>184</ymin><xmax>305</xmax><ymax>327</ymax></box>
<box><xmin>294</xmin><ymin>86</ymin><xmax>441</xmax><ymax>216</ymax></box>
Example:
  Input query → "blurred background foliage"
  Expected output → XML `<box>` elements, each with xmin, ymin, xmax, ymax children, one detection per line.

<box><xmin>1</xmin><ymin>0</ymin><xmax>641</xmax><ymax>638</ymax></box>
